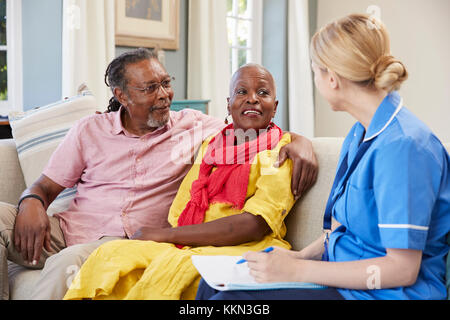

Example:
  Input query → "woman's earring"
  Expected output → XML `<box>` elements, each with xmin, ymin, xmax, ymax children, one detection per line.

<box><xmin>224</xmin><ymin>114</ymin><xmax>231</xmax><ymax>125</ymax></box>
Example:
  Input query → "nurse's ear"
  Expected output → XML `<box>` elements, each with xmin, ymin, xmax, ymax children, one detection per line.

<box><xmin>327</xmin><ymin>70</ymin><xmax>341</xmax><ymax>90</ymax></box>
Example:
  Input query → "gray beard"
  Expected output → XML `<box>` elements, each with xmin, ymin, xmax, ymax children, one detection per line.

<box><xmin>146</xmin><ymin>112</ymin><xmax>169</xmax><ymax>128</ymax></box>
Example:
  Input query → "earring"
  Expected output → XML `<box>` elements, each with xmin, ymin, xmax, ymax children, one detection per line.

<box><xmin>224</xmin><ymin>114</ymin><xmax>231</xmax><ymax>125</ymax></box>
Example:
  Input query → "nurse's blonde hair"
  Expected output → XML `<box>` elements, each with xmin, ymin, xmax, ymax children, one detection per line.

<box><xmin>310</xmin><ymin>13</ymin><xmax>408</xmax><ymax>92</ymax></box>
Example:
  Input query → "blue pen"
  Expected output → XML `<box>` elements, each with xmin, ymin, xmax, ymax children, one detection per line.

<box><xmin>236</xmin><ymin>247</ymin><xmax>274</xmax><ymax>264</ymax></box>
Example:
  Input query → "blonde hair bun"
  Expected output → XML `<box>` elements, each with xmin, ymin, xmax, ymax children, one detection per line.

<box><xmin>310</xmin><ymin>14</ymin><xmax>409</xmax><ymax>92</ymax></box>
<box><xmin>371</xmin><ymin>55</ymin><xmax>408</xmax><ymax>92</ymax></box>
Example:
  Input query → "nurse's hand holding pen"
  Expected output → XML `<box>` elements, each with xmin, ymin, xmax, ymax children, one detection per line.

<box><xmin>242</xmin><ymin>231</ymin><xmax>332</xmax><ymax>283</ymax></box>
<box><xmin>242</xmin><ymin>247</ymin><xmax>304</xmax><ymax>283</ymax></box>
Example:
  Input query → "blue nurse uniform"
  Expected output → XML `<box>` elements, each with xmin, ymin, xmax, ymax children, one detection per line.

<box><xmin>329</xmin><ymin>91</ymin><xmax>449</xmax><ymax>299</ymax></box>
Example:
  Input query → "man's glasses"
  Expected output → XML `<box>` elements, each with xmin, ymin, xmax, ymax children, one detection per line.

<box><xmin>128</xmin><ymin>76</ymin><xmax>175</xmax><ymax>95</ymax></box>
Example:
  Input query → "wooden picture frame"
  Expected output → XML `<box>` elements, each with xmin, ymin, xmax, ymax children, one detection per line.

<box><xmin>115</xmin><ymin>0</ymin><xmax>180</xmax><ymax>50</ymax></box>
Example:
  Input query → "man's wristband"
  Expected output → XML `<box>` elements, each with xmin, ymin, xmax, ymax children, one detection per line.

<box><xmin>17</xmin><ymin>194</ymin><xmax>45</xmax><ymax>209</ymax></box>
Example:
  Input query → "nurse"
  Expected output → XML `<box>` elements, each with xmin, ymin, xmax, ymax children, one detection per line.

<box><xmin>196</xmin><ymin>13</ymin><xmax>450</xmax><ymax>300</ymax></box>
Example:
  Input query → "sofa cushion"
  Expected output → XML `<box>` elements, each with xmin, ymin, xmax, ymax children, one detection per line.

<box><xmin>7</xmin><ymin>261</ymin><xmax>41</xmax><ymax>300</ymax></box>
<box><xmin>0</xmin><ymin>139</ymin><xmax>26</xmax><ymax>205</ymax></box>
<box><xmin>285</xmin><ymin>137</ymin><xmax>343</xmax><ymax>251</ymax></box>
<box><xmin>8</xmin><ymin>91</ymin><xmax>99</xmax><ymax>215</ymax></box>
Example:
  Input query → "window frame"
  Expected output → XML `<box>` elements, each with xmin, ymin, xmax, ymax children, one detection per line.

<box><xmin>0</xmin><ymin>0</ymin><xmax>23</xmax><ymax>116</ymax></box>
<box><xmin>227</xmin><ymin>0</ymin><xmax>263</xmax><ymax>74</ymax></box>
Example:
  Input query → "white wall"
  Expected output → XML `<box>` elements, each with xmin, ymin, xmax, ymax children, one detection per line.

<box><xmin>314</xmin><ymin>0</ymin><xmax>450</xmax><ymax>142</ymax></box>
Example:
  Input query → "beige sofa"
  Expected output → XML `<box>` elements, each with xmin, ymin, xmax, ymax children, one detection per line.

<box><xmin>1</xmin><ymin>137</ymin><xmax>448</xmax><ymax>300</ymax></box>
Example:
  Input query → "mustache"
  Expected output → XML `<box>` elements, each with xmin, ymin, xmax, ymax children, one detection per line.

<box><xmin>150</xmin><ymin>100</ymin><xmax>171</xmax><ymax>111</ymax></box>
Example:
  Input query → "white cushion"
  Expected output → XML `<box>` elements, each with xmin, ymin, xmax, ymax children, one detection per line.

<box><xmin>8</xmin><ymin>91</ymin><xmax>99</xmax><ymax>216</ymax></box>
<box><xmin>8</xmin><ymin>261</ymin><xmax>41</xmax><ymax>300</ymax></box>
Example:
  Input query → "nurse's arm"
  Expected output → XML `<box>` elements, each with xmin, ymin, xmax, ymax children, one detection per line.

<box><xmin>289</xmin><ymin>248</ymin><xmax>422</xmax><ymax>289</ymax></box>
<box><xmin>294</xmin><ymin>219</ymin><xmax>342</xmax><ymax>261</ymax></box>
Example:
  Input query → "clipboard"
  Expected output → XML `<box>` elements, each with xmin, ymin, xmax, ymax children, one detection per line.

<box><xmin>191</xmin><ymin>255</ymin><xmax>327</xmax><ymax>291</ymax></box>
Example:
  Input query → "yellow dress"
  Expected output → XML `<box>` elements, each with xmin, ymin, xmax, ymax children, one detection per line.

<box><xmin>64</xmin><ymin>133</ymin><xmax>294</xmax><ymax>300</ymax></box>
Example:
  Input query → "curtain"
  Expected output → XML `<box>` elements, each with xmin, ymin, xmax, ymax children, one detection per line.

<box><xmin>62</xmin><ymin>0</ymin><xmax>115</xmax><ymax>109</ymax></box>
<box><xmin>187</xmin><ymin>0</ymin><xmax>230</xmax><ymax>121</ymax></box>
<box><xmin>287</xmin><ymin>0</ymin><xmax>315</xmax><ymax>138</ymax></box>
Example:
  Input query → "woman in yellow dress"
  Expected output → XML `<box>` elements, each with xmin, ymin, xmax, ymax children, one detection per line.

<box><xmin>64</xmin><ymin>63</ymin><xmax>295</xmax><ymax>300</ymax></box>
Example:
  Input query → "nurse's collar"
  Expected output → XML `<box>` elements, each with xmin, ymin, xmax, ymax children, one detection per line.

<box><xmin>363</xmin><ymin>92</ymin><xmax>403</xmax><ymax>142</ymax></box>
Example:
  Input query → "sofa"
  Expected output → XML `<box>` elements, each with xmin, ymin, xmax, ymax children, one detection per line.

<box><xmin>1</xmin><ymin>134</ymin><xmax>449</xmax><ymax>300</ymax></box>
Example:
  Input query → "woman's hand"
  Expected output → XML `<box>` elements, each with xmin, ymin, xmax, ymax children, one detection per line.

<box><xmin>243</xmin><ymin>247</ymin><xmax>303</xmax><ymax>283</ymax></box>
<box><xmin>131</xmin><ymin>213</ymin><xmax>269</xmax><ymax>247</ymax></box>
<box><xmin>276</xmin><ymin>133</ymin><xmax>318</xmax><ymax>199</ymax></box>
<box><xmin>130</xmin><ymin>227</ymin><xmax>172</xmax><ymax>243</ymax></box>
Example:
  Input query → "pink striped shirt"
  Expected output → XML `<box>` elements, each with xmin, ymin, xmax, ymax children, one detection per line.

<box><xmin>43</xmin><ymin>108</ymin><xmax>223</xmax><ymax>246</ymax></box>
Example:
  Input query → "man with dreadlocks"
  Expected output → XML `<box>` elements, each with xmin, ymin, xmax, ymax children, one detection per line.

<box><xmin>0</xmin><ymin>48</ymin><xmax>318</xmax><ymax>300</ymax></box>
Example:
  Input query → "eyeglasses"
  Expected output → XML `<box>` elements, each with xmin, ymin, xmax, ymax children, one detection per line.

<box><xmin>128</xmin><ymin>76</ymin><xmax>175</xmax><ymax>95</ymax></box>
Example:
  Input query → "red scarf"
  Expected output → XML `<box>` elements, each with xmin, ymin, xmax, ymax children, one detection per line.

<box><xmin>176</xmin><ymin>123</ymin><xmax>283</xmax><ymax>248</ymax></box>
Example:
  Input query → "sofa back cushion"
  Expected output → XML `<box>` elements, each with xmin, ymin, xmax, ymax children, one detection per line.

<box><xmin>0</xmin><ymin>139</ymin><xmax>27</xmax><ymax>204</ymax></box>
<box><xmin>9</xmin><ymin>92</ymin><xmax>99</xmax><ymax>216</ymax></box>
<box><xmin>285</xmin><ymin>138</ymin><xmax>344</xmax><ymax>251</ymax></box>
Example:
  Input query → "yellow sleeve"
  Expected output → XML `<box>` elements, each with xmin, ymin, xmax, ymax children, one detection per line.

<box><xmin>242</xmin><ymin>134</ymin><xmax>295</xmax><ymax>239</ymax></box>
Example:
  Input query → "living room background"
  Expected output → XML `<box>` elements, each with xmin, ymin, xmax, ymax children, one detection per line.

<box><xmin>13</xmin><ymin>0</ymin><xmax>450</xmax><ymax>141</ymax></box>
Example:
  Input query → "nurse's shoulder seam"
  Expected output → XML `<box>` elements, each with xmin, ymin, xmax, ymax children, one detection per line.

<box><xmin>380</xmin><ymin>134</ymin><xmax>443</xmax><ymax>168</ymax></box>
<box><xmin>379</xmin><ymin>112</ymin><xmax>445</xmax><ymax>167</ymax></box>
<box><xmin>394</xmin><ymin>107</ymin><xmax>443</xmax><ymax>150</ymax></box>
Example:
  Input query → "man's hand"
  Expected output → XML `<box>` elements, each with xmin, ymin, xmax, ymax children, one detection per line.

<box><xmin>14</xmin><ymin>175</ymin><xmax>65</xmax><ymax>266</ymax></box>
<box><xmin>14</xmin><ymin>199</ymin><xmax>51</xmax><ymax>266</ymax></box>
<box><xmin>276</xmin><ymin>133</ymin><xmax>318</xmax><ymax>199</ymax></box>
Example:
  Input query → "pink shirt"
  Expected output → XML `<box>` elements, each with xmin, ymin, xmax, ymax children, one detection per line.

<box><xmin>43</xmin><ymin>108</ymin><xmax>224</xmax><ymax>246</ymax></box>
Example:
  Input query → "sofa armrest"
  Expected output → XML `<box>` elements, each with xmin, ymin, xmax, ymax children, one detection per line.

<box><xmin>0</xmin><ymin>139</ymin><xmax>26</xmax><ymax>205</ymax></box>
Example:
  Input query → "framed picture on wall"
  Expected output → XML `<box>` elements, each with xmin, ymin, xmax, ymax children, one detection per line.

<box><xmin>115</xmin><ymin>0</ymin><xmax>180</xmax><ymax>50</ymax></box>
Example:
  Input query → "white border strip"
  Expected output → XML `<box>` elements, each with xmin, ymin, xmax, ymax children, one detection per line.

<box><xmin>378</xmin><ymin>224</ymin><xmax>429</xmax><ymax>231</ymax></box>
